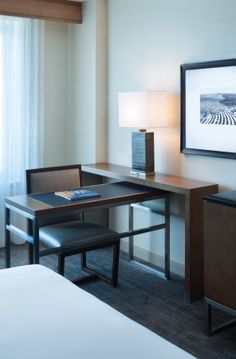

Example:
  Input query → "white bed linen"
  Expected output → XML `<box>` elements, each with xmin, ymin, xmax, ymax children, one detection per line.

<box><xmin>0</xmin><ymin>265</ymin><xmax>196</xmax><ymax>359</ymax></box>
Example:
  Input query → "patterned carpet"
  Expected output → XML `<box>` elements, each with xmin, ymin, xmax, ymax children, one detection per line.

<box><xmin>0</xmin><ymin>244</ymin><xmax>235</xmax><ymax>359</ymax></box>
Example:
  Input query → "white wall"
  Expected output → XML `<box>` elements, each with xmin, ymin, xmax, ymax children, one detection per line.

<box><xmin>107</xmin><ymin>0</ymin><xmax>236</xmax><ymax>271</ymax></box>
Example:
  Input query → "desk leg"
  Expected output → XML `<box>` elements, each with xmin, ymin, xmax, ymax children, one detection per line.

<box><xmin>5</xmin><ymin>206</ymin><xmax>11</xmax><ymax>268</ymax></box>
<box><xmin>128</xmin><ymin>205</ymin><xmax>134</xmax><ymax>260</ymax></box>
<box><xmin>128</xmin><ymin>199</ymin><xmax>170</xmax><ymax>280</ymax></box>
<box><xmin>164</xmin><ymin>196</ymin><xmax>170</xmax><ymax>280</ymax></box>
<box><xmin>205</xmin><ymin>302</ymin><xmax>212</xmax><ymax>336</ymax></box>
<box><xmin>32</xmin><ymin>219</ymin><xmax>40</xmax><ymax>264</ymax></box>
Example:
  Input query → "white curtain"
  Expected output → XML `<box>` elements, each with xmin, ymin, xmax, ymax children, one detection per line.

<box><xmin>0</xmin><ymin>16</ymin><xmax>44</xmax><ymax>246</ymax></box>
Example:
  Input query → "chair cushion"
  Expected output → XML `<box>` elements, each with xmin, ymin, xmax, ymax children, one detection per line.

<box><xmin>39</xmin><ymin>221</ymin><xmax>119</xmax><ymax>250</ymax></box>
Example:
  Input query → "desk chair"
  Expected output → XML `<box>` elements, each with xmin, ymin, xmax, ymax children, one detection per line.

<box><xmin>26</xmin><ymin>164</ymin><xmax>120</xmax><ymax>287</ymax></box>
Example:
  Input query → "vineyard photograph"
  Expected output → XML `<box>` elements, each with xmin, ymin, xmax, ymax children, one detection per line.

<box><xmin>200</xmin><ymin>93</ymin><xmax>236</xmax><ymax>125</ymax></box>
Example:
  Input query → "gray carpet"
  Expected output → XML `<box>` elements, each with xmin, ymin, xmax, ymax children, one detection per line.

<box><xmin>0</xmin><ymin>244</ymin><xmax>236</xmax><ymax>359</ymax></box>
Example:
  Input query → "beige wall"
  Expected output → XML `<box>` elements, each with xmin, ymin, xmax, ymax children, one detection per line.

<box><xmin>67</xmin><ymin>0</ymin><xmax>108</xmax><ymax>164</ymax></box>
<box><xmin>43</xmin><ymin>0</ymin><xmax>108</xmax><ymax>166</ymax></box>
<box><xmin>43</xmin><ymin>21</ymin><xmax>69</xmax><ymax>166</ymax></box>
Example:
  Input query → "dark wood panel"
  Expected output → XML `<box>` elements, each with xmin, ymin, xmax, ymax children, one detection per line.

<box><xmin>0</xmin><ymin>0</ymin><xmax>82</xmax><ymax>23</ymax></box>
<box><xmin>204</xmin><ymin>201</ymin><xmax>236</xmax><ymax>310</ymax></box>
<box><xmin>184</xmin><ymin>186</ymin><xmax>218</xmax><ymax>300</ymax></box>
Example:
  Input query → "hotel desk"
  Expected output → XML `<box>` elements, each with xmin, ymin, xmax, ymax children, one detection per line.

<box><xmin>5</xmin><ymin>181</ymin><xmax>168</xmax><ymax>274</ymax></box>
<box><xmin>82</xmin><ymin>163</ymin><xmax>219</xmax><ymax>302</ymax></box>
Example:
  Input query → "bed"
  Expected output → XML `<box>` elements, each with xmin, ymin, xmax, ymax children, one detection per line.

<box><xmin>0</xmin><ymin>265</ymin><xmax>196</xmax><ymax>359</ymax></box>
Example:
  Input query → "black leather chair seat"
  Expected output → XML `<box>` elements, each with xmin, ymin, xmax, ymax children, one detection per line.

<box><xmin>39</xmin><ymin>221</ymin><xmax>118</xmax><ymax>249</ymax></box>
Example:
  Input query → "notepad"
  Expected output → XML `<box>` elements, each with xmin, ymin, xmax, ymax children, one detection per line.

<box><xmin>54</xmin><ymin>189</ymin><xmax>101</xmax><ymax>201</ymax></box>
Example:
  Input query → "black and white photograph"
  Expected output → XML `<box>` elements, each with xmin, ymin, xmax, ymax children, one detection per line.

<box><xmin>200</xmin><ymin>92</ymin><xmax>236</xmax><ymax>125</ymax></box>
<box><xmin>181</xmin><ymin>59</ymin><xmax>236</xmax><ymax>158</ymax></box>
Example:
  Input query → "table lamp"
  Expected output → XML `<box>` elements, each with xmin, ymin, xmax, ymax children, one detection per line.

<box><xmin>118</xmin><ymin>91</ymin><xmax>168</xmax><ymax>175</ymax></box>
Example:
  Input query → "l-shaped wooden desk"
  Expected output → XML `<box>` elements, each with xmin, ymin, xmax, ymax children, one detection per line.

<box><xmin>82</xmin><ymin>163</ymin><xmax>218</xmax><ymax>302</ymax></box>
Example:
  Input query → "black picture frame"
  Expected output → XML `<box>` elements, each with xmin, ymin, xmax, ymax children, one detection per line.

<box><xmin>180</xmin><ymin>58</ymin><xmax>236</xmax><ymax>159</ymax></box>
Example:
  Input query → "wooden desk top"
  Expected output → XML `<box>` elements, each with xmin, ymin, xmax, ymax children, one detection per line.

<box><xmin>82</xmin><ymin>163</ymin><xmax>218</xmax><ymax>195</ymax></box>
<box><xmin>5</xmin><ymin>181</ymin><xmax>167</xmax><ymax>218</ymax></box>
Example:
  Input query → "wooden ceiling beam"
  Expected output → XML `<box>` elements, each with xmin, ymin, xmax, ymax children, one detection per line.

<box><xmin>0</xmin><ymin>0</ymin><xmax>82</xmax><ymax>23</ymax></box>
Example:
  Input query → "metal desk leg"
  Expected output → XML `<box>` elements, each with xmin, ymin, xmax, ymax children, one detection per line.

<box><xmin>5</xmin><ymin>206</ymin><xmax>11</xmax><ymax>268</ymax></box>
<box><xmin>164</xmin><ymin>196</ymin><xmax>170</xmax><ymax>280</ymax></box>
<box><xmin>128</xmin><ymin>197</ymin><xmax>170</xmax><ymax>280</ymax></box>
<box><xmin>204</xmin><ymin>298</ymin><xmax>236</xmax><ymax>336</ymax></box>
<box><xmin>32</xmin><ymin>218</ymin><xmax>40</xmax><ymax>264</ymax></box>
<box><xmin>205</xmin><ymin>302</ymin><xmax>212</xmax><ymax>336</ymax></box>
<box><xmin>128</xmin><ymin>204</ymin><xmax>134</xmax><ymax>261</ymax></box>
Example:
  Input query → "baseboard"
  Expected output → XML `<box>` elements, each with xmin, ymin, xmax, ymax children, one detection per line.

<box><xmin>120</xmin><ymin>240</ymin><xmax>184</xmax><ymax>277</ymax></box>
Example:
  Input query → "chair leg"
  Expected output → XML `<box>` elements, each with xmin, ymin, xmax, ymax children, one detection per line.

<box><xmin>111</xmin><ymin>241</ymin><xmax>121</xmax><ymax>288</ymax></box>
<box><xmin>58</xmin><ymin>254</ymin><xmax>65</xmax><ymax>276</ymax></box>
<box><xmin>78</xmin><ymin>242</ymin><xmax>121</xmax><ymax>287</ymax></box>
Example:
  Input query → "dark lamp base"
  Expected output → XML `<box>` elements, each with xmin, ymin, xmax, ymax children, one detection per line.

<box><xmin>131</xmin><ymin>131</ymin><xmax>154</xmax><ymax>174</ymax></box>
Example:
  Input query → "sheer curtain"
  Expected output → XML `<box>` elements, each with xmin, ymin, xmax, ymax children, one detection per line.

<box><xmin>0</xmin><ymin>16</ymin><xmax>44</xmax><ymax>246</ymax></box>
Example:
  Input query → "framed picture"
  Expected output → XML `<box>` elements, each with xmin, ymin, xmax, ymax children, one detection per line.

<box><xmin>180</xmin><ymin>58</ymin><xmax>236</xmax><ymax>159</ymax></box>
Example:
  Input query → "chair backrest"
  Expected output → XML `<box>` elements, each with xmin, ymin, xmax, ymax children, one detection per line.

<box><xmin>26</xmin><ymin>164</ymin><xmax>82</xmax><ymax>194</ymax></box>
<box><xmin>26</xmin><ymin>164</ymin><xmax>83</xmax><ymax>226</ymax></box>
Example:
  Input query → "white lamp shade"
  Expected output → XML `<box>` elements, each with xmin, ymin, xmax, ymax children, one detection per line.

<box><xmin>118</xmin><ymin>91</ymin><xmax>168</xmax><ymax>129</ymax></box>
